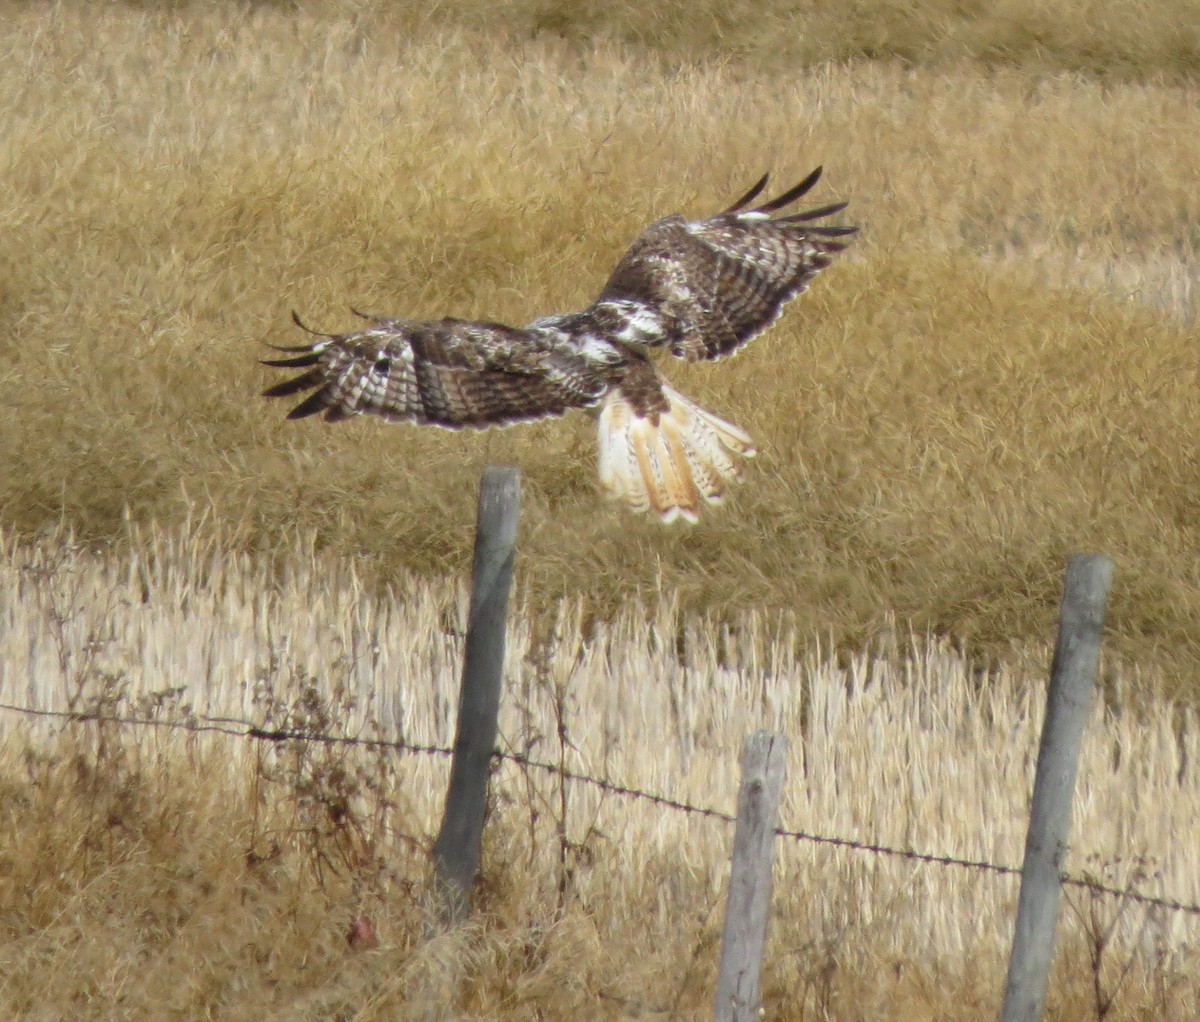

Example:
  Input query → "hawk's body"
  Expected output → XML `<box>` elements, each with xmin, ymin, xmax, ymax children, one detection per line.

<box><xmin>264</xmin><ymin>167</ymin><xmax>856</xmax><ymax>522</ymax></box>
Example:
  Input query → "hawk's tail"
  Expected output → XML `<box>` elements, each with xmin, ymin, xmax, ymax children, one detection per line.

<box><xmin>597</xmin><ymin>384</ymin><xmax>756</xmax><ymax>523</ymax></box>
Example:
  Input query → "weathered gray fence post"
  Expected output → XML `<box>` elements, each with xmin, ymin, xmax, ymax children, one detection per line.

<box><xmin>999</xmin><ymin>553</ymin><xmax>1114</xmax><ymax>1022</ymax></box>
<box><xmin>432</xmin><ymin>467</ymin><xmax>521</xmax><ymax>923</ymax></box>
<box><xmin>713</xmin><ymin>730</ymin><xmax>789</xmax><ymax>1022</ymax></box>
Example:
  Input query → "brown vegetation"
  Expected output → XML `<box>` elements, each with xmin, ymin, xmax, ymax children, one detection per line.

<box><xmin>1</xmin><ymin>526</ymin><xmax>1197</xmax><ymax>1019</ymax></box>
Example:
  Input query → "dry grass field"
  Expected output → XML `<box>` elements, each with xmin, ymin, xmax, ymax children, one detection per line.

<box><xmin>1</xmin><ymin>525</ymin><xmax>1198</xmax><ymax>1019</ymax></box>
<box><xmin>2</xmin><ymin>0</ymin><xmax>1200</xmax><ymax>684</ymax></box>
<box><xmin>2</xmin><ymin>0</ymin><xmax>1200</xmax><ymax>1017</ymax></box>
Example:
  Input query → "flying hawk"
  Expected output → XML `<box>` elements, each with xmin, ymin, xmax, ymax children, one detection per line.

<box><xmin>263</xmin><ymin>167</ymin><xmax>856</xmax><ymax>522</ymax></box>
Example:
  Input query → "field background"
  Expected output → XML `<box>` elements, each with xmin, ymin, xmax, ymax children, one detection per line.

<box><xmin>3</xmin><ymin>0</ymin><xmax>1200</xmax><ymax>685</ymax></box>
<box><xmin>1</xmin><ymin>0</ymin><xmax>1199</xmax><ymax>1018</ymax></box>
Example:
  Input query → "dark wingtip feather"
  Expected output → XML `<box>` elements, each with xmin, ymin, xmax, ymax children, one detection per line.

<box><xmin>808</xmin><ymin>224</ymin><xmax>860</xmax><ymax>238</ymax></box>
<box><xmin>778</xmin><ymin>200</ymin><xmax>848</xmax><ymax>224</ymax></box>
<box><xmin>266</xmin><ymin>342</ymin><xmax>319</xmax><ymax>353</ymax></box>
<box><xmin>263</xmin><ymin>368</ymin><xmax>325</xmax><ymax>398</ymax></box>
<box><xmin>291</xmin><ymin>309</ymin><xmax>338</xmax><ymax>337</ymax></box>
<box><xmin>720</xmin><ymin>172</ymin><xmax>770</xmax><ymax>214</ymax></box>
<box><xmin>285</xmin><ymin>388</ymin><xmax>332</xmax><ymax>419</ymax></box>
<box><xmin>261</xmin><ymin>353</ymin><xmax>321</xmax><ymax>368</ymax></box>
<box><xmin>753</xmin><ymin>165</ymin><xmax>823</xmax><ymax>214</ymax></box>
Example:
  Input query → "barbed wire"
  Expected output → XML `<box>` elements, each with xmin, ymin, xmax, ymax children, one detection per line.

<box><xmin>2</xmin><ymin>699</ymin><xmax>1198</xmax><ymax>918</ymax></box>
<box><xmin>498</xmin><ymin>748</ymin><xmax>739</xmax><ymax>825</ymax></box>
<box><xmin>0</xmin><ymin>701</ymin><xmax>456</xmax><ymax>757</ymax></box>
<box><xmin>500</xmin><ymin>749</ymin><xmax>1200</xmax><ymax>916</ymax></box>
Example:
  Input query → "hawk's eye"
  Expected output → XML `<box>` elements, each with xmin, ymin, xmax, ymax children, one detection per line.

<box><xmin>373</xmin><ymin>356</ymin><xmax>391</xmax><ymax>377</ymax></box>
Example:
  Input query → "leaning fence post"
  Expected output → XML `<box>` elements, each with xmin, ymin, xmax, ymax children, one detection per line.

<box><xmin>713</xmin><ymin>730</ymin><xmax>789</xmax><ymax>1022</ymax></box>
<box><xmin>999</xmin><ymin>553</ymin><xmax>1114</xmax><ymax>1022</ymax></box>
<box><xmin>432</xmin><ymin>466</ymin><xmax>521</xmax><ymax>923</ymax></box>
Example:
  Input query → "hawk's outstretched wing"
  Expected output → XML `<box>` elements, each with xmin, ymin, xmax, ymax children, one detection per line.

<box><xmin>263</xmin><ymin>312</ymin><xmax>608</xmax><ymax>428</ymax></box>
<box><xmin>595</xmin><ymin>166</ymin><xmax>856</xmax><ymax>362</ymax></box>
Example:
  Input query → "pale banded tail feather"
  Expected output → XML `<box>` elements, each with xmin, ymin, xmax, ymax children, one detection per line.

<box><xmin>597</xmin><ymin>384</ymin><xmax>756</xmax><ymax>523</ymax></box>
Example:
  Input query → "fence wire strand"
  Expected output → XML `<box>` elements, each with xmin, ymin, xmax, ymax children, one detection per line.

<box><xmin>2</xmin><ymin>699</ymin><xmax>1198</xmax><ymax>919</ymax></box>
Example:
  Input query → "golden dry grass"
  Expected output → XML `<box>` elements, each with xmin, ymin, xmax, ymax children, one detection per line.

<box><xmin>67</xmin><ymin>0</ymin><xmax>1200</xmax><ymax>79</ymax></box>
<box><xmin>2</xmin><ymin>1</ymin><xmax>1200</xmax><ymax>689</ymax></box>
<box><xmin>1</xmin><ymin>525</ymin><xmax>1198</xmax><ymax>1019</ymax></box>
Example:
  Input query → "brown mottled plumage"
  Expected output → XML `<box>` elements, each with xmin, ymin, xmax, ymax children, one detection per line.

<box><xmin>263</xmin><ymin>167</ymin><xmax>857</xmax><ymax>522</ymax></box>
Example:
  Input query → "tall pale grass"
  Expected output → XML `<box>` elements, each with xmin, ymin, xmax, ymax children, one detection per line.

<box><xmin>2</xmin><ymin>524</ymin><xmax>1197</xmax><ymax>1018</ymax></box>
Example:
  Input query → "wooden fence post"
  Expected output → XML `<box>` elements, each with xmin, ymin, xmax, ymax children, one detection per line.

<box><xmin>713</xmin><ymin>730</ymin><xmax>789</xmax><ymax>1022</ymax></box>
<box><xmin>999</xmin><ymin>553</ymin><xmax>1114</xmax><ymax>1022</ymax></box>
<box><xmin>432</xmin><ymin>467</ymin><xmax>521</xmax><ymax>923</ymax></box>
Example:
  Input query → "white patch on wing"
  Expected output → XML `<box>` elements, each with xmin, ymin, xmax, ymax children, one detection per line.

<box><xmin>525</xmin><ymin>316</ymin><xmax>573</xmax><ymax>344</ymax></box>
<box><xmin>577</xmin><ymin>334</ymin><xmax>626</xmax><ymax>365</ymax></box>
<box><xmin>595</xmin><ymin>299</ymin><xmax>666</xmax><ymax>344</ymax></box>
<box><xmin>649</xmin><ymin>256</ymin><xmax>694</xmax><ymax>305</ymax></box>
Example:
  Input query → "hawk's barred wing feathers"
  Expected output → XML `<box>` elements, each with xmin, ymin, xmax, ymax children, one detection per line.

<box><xmin>263</xmin><ymin>312</ymin><xmax>608</xmax><ymax>429</ymax></box>
<box><xmin>596</xmin><ymin>165</ymin><xmax>856</xmax><ymax>362</ymax></box>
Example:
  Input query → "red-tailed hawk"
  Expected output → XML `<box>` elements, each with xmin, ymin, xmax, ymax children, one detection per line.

<box><xmin>264</xmin><ymin>167</ymin><xmax>856</xmax><ymax>522</ymax></box>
